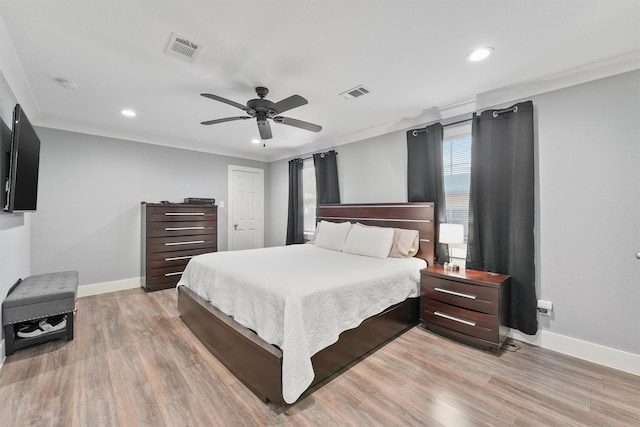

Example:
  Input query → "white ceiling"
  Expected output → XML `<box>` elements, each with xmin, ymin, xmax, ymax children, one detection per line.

<box><xmin>0</xmin><ymin>1</ymin><xmax>638</xmax><ymax>162</ymax></box>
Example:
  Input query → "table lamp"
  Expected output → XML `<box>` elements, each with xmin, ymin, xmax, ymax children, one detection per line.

<box><xmin>439</xmin><ymin>223</ymin><xmax>464</xmax><ymax>271</ymax></box>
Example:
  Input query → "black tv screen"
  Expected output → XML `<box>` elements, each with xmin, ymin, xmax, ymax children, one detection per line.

<box><xmin>3</xmin><ymin>104</ymin><xmax>41</xmax><ymax>212</ymax></box>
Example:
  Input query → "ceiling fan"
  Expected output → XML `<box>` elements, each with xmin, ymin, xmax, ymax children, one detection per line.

<box><xmin>200</xmin><ymin>86</ymin><xmax>322</xmax><ymax>140</ymax></box>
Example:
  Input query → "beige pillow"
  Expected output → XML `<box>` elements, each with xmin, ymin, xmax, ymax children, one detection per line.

<box><xmin>389</xmin><ymin>228</ymin><xmax>420</xmax><ymax>258</ymax></box>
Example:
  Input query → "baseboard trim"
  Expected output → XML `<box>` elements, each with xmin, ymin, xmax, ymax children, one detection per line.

<box><xmin>509</xmin><ymin>329</ymin><xmax>639</xmax><ymax>377</ymax></box>
<box><xmin>77</xmin><ymin>277</ymin><xmax>141</xmax><ymax>297</ymax></box>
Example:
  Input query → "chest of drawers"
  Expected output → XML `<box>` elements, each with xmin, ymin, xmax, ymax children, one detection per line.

<box><xmin>420</xmin><ymin>265</ymin><xmax>510</xmax><ymax>349</ymax></box>
<box><xmin>141</xmin><ymin>202</ymin><xmax>217</xmax><ymax>291</ymax></box>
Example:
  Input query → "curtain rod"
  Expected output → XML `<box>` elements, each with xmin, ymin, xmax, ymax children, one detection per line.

<box><xmin>411</xmin><ymin>117</ymin><xmax>472</xmax><ymax>136</ymax></box>
<box><xmin>297</xmin><ymin>150</ymin><xmax>338</xmax><ymax>161</ymax></box>
<box><xmin>492</xmin><ymin>105</ymin><xmax>518</xmax><ymax>118</ymax></box>
<box><xmin>411</xmin><ymin>105</ymin><xmax>519</xmax><ymax>136</ymax></box>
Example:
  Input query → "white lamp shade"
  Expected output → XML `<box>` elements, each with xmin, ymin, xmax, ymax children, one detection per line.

<box><xmin>439</xmin><ymin>223</ymin><xmax>464</xmax><ymax>244</ymax></box>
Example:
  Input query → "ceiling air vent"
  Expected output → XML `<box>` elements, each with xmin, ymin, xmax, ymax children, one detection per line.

<box><xmin>339</xmin><ymin>85</ymin><xmax>371</xmax><ymax>100</ymax></box>
<box><xmin>164</xmin><ymin>32</ymin><xmax>201</xmax><ymax>63</ymax></box>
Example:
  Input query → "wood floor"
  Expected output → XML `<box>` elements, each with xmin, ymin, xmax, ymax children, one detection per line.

<box><xmin>0</xmin><ymin>288</ymin><xmax>638</xmax><ymax>427</ymax></box>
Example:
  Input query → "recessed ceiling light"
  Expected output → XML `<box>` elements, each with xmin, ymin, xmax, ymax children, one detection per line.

<box><xmin>251</xmin><ymin>138</ymin><xmax>260</xmax><ymax>144</ymax></box>
<box><xmin>466</xmin><ymin>47</ymin><xmax>494</xmax><ymax>62</ymax></box>
<box><xmin>121</xmin><ymin>109</ymin><xmax>136</xmax><ymax>117</ymax></box>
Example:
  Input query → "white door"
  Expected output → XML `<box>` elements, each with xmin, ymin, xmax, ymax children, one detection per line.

<box><xmin>228</xmin><ymin>165</ymin><xmax>264</xmax><ymax>251</ymax></box>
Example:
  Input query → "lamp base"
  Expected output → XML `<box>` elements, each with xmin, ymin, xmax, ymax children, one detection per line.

<box><xmin>443</xmin><ymin>262</ymin><xmax>460</xmax><ymax>272</ymax></box>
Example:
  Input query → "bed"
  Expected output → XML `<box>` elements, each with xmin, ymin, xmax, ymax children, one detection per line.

<box><xmin>177</xmin><ymin>202</ymin><xmax>435</xmax><ymax>405</ymax></box>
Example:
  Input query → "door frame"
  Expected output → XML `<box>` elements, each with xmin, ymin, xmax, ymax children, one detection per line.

<box><xmin>227</xmin><ymin>165</ymin><xmax>265</xmax><ymax>251</ymax></box>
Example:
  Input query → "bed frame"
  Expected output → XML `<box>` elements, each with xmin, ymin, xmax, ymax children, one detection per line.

<box><xmin>177</xmin><ymin>202</ymin><xmax>435</xmax><ymax>405</ymax></box>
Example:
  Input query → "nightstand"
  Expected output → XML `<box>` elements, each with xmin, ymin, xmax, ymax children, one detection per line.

<box><xmin>420</xmin><ymin>265</ymin><xmax>510</xmax><ymax>349</ymax></box>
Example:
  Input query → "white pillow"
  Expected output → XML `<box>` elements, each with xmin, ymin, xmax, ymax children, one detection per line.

<box><xmin>342</xmin><ymin>223</ymin><xmax>394</xmax><ymax>258</ymax></box>
<box><xmin>314</xmin><ymin>221</ymin><xmax>352</xmax><ymax>251</ymax></box>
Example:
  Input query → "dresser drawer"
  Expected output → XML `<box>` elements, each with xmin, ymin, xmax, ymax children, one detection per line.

<box><xmin>422</xmin><ymin>275</ymin><xmax>499</xmax><ymax>315</ymax></box>
<box><xmin>146</xmin><ymin>206</ymin><xmax>217</xmax><ymax>223</ymax></box>
<box><xmin>421</xmin><ymin>299</ymin><xmax>498</xmax><ymax>343</ymax></box>
<box><xmin>146</xmin><ymin>220</ymin><xmax>217</xmax><ymax>238</ymax></box>
<box><xmin>146</xmin><ymin>264</ymin><xmax>188</xmax><ymax>281</ymax></box>
<box><xmin>145</xmin><ymin>247</ymin><xmax>212</xmax><ymax>269</ymax></box>
<box><xmin>143</xmin><ymin>273</ymin><xmax>181</xmax><ymax>290</ymax></box>
<box><xmin>146</xmin><ymin>235</ymin><xmax>217</xmax><ymax>254</ymax></box>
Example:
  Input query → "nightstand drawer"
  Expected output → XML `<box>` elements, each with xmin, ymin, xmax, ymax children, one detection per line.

<box><xmin>421</xmin><ymin>299</ymin><xmax>498</xmax><ymax>343</ymax></box>
<box><xmin>422</xmin><ymin>275</ymin><xmax>499</xmax><ymax>315</ymax></box>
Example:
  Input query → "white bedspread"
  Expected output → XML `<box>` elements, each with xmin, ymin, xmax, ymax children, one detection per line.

<box><xmin>177</xmin><ymin>244</ymin><xmax>426</xmax><ymax>403</ymax></box>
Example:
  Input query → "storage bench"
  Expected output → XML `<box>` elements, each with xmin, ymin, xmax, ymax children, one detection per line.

<box><xmin>2</xmin><ymin>271</ymin><xmax>78</xmax><ymax>356</ymax></box>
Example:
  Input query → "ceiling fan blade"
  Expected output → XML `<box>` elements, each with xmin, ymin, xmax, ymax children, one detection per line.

<box><xmin>270</xmin><ymin>95</ymin><xmax>308</xmax><ymax>114</ymax></box>
<box><xmin>273</xmin><ymin>116</ymin><xmax>322</xmax><ymax>133</ymax></box>
<box><xmin>200</xmin><ymin>116</ymin><xmax>251</xmax><ymax>125</ymax></box>
<box><xmin>258</xmin><ymin>121</ymin><xmax>273</xmax><ymax>139</ymax></box>
<box><xmin>201</xmin><ymin>93</ymin><xmax>250</xmax><ymax>111</ymax></box>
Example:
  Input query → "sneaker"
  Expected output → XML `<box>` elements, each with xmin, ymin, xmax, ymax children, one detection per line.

<box><xmin>17</xmin><ymin>315</ymin><xmax>66</xmax><ymax>338</ymax></box>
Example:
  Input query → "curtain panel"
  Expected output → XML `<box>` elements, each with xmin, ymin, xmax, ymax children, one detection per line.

<box><xmin>407</xmin><ymin>123</ymin><xmax>447</xmax><ymax>264</ymax></box>
<box><xmin>466</xmin><ymin>100</ymin><xmax>537</xmax><ymax>335</ymax></box>
<box><xmin>286</xmin><ymin>158</ymin><xmax>304</xmax><ymax>245</ymax></box>
<box><xmin>313</xmin><ymin>150</ymin><xmax>340</xmax><ymax>204</ymax></box>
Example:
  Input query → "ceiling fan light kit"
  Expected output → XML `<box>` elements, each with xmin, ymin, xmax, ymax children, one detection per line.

<box><xmin>200</xmin><ymin>86</ymin><xmax>322</xmax><ymax>140</ymax></box>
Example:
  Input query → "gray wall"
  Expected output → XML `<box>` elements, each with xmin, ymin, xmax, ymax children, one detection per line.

<box><xmin>535</xmin><ymin>70</ymin><xmax>639</xmax><ymax>354</ymax></box>
<box><xmin>267</xmin><ymin>130</ymin><xmax>409</xmax><ymax>247</ymax></box>
<box><xmin>0</xmin><ymin>70</ymin><xmax>30</xmax><ymax>338</ymax></box>
<box><xmin>268</xmin><ymin>70</ymin><xmax>640</xmax><ymax>355</ymax></box>
<box><xmin>31</xmin><ymin>128</ymin><xmax>269</xmax><ymax>286</ymax></box>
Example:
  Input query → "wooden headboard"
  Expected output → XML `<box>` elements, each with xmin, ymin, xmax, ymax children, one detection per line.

<box><xmin>316</xmin><ymin>202</ymin><xmax>435</xmax><ymax>267</ymax></box>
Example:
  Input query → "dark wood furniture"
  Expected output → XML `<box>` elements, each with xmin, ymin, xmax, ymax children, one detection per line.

<box><xmin>420</xmin><ymin>265</ymin><xmax>510</xmax><ymax>349</ymax></box>
<box><xmin>141</xmin><ymin>202</ymin><xmax>217</xmax><ymax>292</ymax></box>
<box><xmin>177</xmin><ymin>202</ymin><xmax>435</xmax><ymax>405</ymax></box>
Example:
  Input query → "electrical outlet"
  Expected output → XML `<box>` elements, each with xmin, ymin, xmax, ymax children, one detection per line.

<box><xmin>219</xmin><ymin>201</ymin><xmax>224</xmax><ymax>208</ymax></box>
<box><xmin>537</xmin><ymin>299</ymin><xmax>553</xmax><ymax>316</ymax></box>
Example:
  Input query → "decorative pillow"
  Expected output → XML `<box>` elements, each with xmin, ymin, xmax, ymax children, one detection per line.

<box><xmin>342</xmin><ymin>223</ymin><xmax>394</xmax><ymax>258</ymax></box>
<box><xmin>314</xmin><ymin>221</ymin><xmax>352</xmax><ymax>251</ymax></box>
<box><xmin>389</xmin><ymin>228</ymin><xmax>420</xmax><ymax>258</ymax></box>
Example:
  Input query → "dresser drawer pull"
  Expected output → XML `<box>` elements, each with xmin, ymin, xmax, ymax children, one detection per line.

<box><xmin>165</xmin><ymin>255</ymin><xmax>196</xmax><ymax>261</ymax></box>
<box><xmin>164</xmin><ymin>212</ymin><xmax>206</xmax><ymax>216</ymax></box>
<box><xmin>434</xmin><ymin>287</ymin><xmax>477</xmax><ymax>300</ymax></box>
<box><xmin>164</xmin><ymin>240</ymin><xmax>205</xmax><ymax>246</ymax></box>
<box><xmin>164</xmin><ymin>271</ymin><xmax>184</xmax><ymax>277</ymax></box>
<box><xmin>164</xmin><ymin>226</ymin><xmax>206</xmax><ymax>231</ymax></box>
<box><xmin>434</xmin><ymin>311</ymin><xmax>476</xmax><ymax>327</ymax></box>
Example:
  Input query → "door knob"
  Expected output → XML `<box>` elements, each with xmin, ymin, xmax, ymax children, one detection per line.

<box><xmin>636</xmin><ymin>252</ymin><xmax>640</xmax><ymax>260</ymax></box>
<box><xmin>234</xmin><ymin>224</ymin><xmax>238</xmax><ymax>230</ymax></box>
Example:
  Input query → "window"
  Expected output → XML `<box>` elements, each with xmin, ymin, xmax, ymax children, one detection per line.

<box><xmin>442</xmin><ymin>123</ymin><xmax>472</xmax><ymax>258</ymax></box>
<box><xmin>302</xmin><ymin>159</ymin><xmax>317</xmax><ymax>239</ymax></box>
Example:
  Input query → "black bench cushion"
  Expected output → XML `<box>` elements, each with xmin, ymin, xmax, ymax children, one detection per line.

<box><xmin>2</xmin><ymin>271</ymin><xmax>78</xmax><ymax>325</ymax></box>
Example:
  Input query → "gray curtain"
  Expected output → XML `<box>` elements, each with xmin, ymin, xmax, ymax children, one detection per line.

<box><xmin>286</xmin><ymin>158</ymin><xmax>304</xmax><ymax>245</ymax></box>
<box><xmin>313</xmin><ymin>150</ymin><xmax>340</xmax><ymax>204</ymax></box>
<box><xmin>407</xmin><ymin>123</ymin><xmax>447</xmax><ymax>264</ymax></box>
<box><xmin>466</xmin><ymin>100</ymin><xmax>537</xmax><ymax>335</ymax></box>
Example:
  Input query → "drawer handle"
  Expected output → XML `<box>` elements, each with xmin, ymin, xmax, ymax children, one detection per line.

<box><xmin>165</xmin><ymin>240</ymin><xmax>205</xmax><ymax>246</ymax></box>
<box><xmin>164</xmin><ymin>212</ymin><xmax>206</xmax><ymax>216</ymax></box>
<box><xmin>165</xmin><ymin>255</ymin><xmax>196</xmax><ymax>261</ymax></box>
<box><xmin>434</xmin><ymin>287</ymin><xmax>477</xmax><ymax>300</ymax></box>
<box><xmin>434</xmin><ymin>311</ymin><xmax>476</xmax><ymax>327</ymax></box>
<box><xmin>164</xmin><ymin>271</ymin><xmax>184</xmax><ymax>277</ymax></box>
<box><xmin>164</xmin><ymin>226</ymin><xmax>206</xmax><ymax>231</ymax></box>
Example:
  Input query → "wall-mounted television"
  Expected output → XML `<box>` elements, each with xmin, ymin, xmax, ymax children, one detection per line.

<box><xmin>3</xmin><ymin>104</ymin><xmax>41</xmax><ymax>213</ymax></box>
